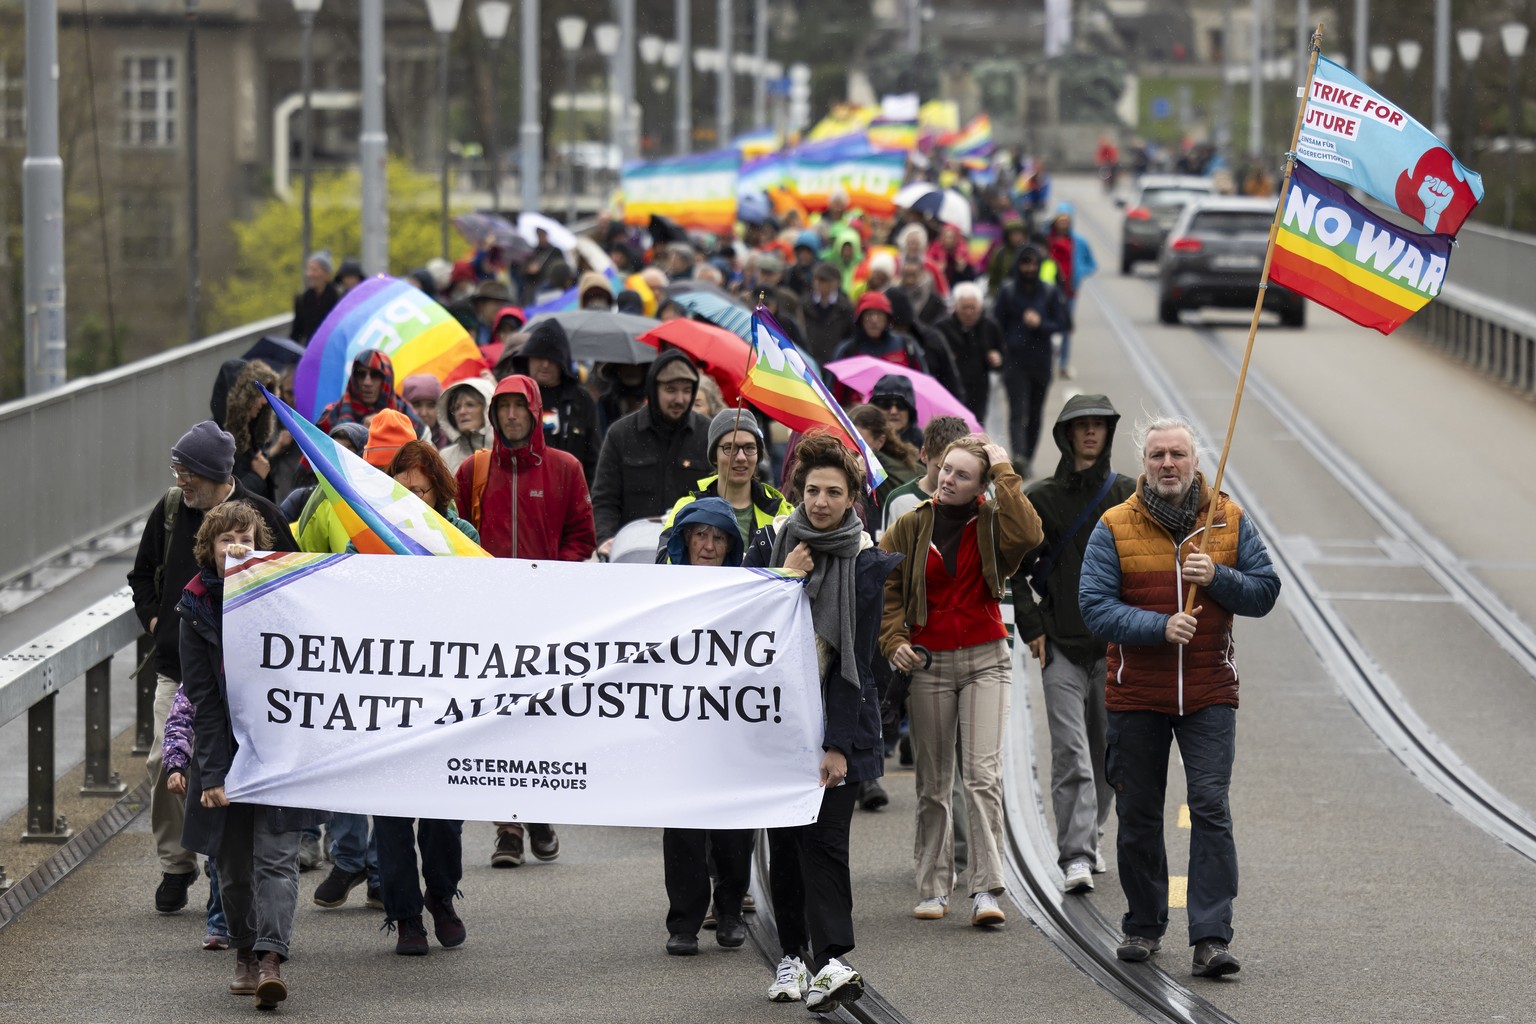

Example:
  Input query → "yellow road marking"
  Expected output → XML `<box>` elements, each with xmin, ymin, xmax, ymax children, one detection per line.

<box><xmin>1169</xmin><ymin>875</ymin><xmax>1188</xmax><ymax>908</ymax></box>
<box><xmin>1177</xmin><ymin>804</ymin><xmax>1191</xmax><ymax>829</ymax></box>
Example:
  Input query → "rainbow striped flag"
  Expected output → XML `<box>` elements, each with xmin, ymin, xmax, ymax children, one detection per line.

<box><xmin>943</xmin><ymin>114</ymin><xmax>994</xmax><ymax>158</ymax></box>
<box><xmin>621</xmin><ymin>149</ymin><xmax>740</xmax><ymax>235</ymax></box>
<box><xmin>739</xmin><ymin>307</ymin><xmax>886</xmax><ymax>493</ymax></box>
<box><xmin>261</xmin><ymin>384</ymin><xmax>489</xmax><ymax>558</ymax></box>
<box><xmin>868</xmin><ymin>119</ymin><xmax>918</xmax><ymax>153</ymax></box>
<box><xmin>733</xmin><ymin>128</ymin><xmax>782</xmax><ymax>160</ymax></box>
<box><xmin>1269</xmin><ymin>161</ymin><xmax>1452</xmax><ymax>335</ymax></box>
<box><xmin>293</xmin><ymin>277</ymin><xmax>484</xmax><ymax>423</ymax></box>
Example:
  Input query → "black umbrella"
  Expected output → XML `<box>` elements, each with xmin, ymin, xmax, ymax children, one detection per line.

<box><xmin>648</xmin><ymin>214</ymin><xmax>687</xmax><ymax>246</ymax></box>
<box><xmin>452</xmin><ymin>212</ymin><xmax>535</xmax><ymax>266</ymax></box>
<box><xmin>523</xmin><ymin>310</ymin><xmax>661</xmax><ymax>364</ymax></box>
<box><xmin>243</xmin><ymin>335</ymin><xmax>306</xmax><ymax>367</ymax></box>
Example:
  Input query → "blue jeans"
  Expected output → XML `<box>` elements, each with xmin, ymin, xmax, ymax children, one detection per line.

<box><xmin>374</xmin><ymin>817</ymin><xmax>463</xmax><ymax>922</ymax></box>
<box><xmin>1106</xmin><ymin>704</ymin><xmax>1237</xmax><ymax>945</ymax></box>
<box><xmin>206</xmin><ymin>858</ymin><xmax>227</xmax><ymax>937</ymax></box>
<box><xmin>327</xmin><ymin>813</ymin><xmax>378</xmax><ymax>885</ymax></box>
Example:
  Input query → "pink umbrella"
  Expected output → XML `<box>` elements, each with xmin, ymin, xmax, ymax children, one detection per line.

<box><xmin>823</xmin><ymin>355</ymin><xmax>982</xmax><ymax>432</ymax></box>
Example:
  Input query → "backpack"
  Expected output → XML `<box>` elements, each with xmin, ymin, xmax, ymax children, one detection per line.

<box><xmin>152</xmin><ymin>486</ymin><xmax>184</xmax><ymax>606</ymax></box>
<box><xmin>468</xmin><ymin>449</ymin><xmax>491</xmax><ymax>532</ymax></box>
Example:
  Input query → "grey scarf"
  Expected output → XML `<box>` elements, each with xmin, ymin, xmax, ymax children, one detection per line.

<box><xmin>1141</xmin><ymin>476</ymin><xmax>1202</xmax><ymax>544</ymax></box>
<box><xmin>769</xmin><ymin>506</ymin><xmax>866</xmax><ymax>688</ymax></box>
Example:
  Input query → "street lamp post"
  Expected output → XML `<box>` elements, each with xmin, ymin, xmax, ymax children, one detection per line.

<box><xmin>752</xmin><ymin>0</ymin><xmax>768</xmax><ymax>130</ymax></box>
<box><xmin>717</xmin><ymin>0</ymin><xmax>733</xmax><ymax>145</ymax></box>
<box><xmin>617</xmin><ymin>0</ymin><xmax>638</xmax><ymax>163</ymax></box>
<box><xmin>22</xmin><ymin>0</ymin><xmax>67</xmax><ymax>394</ymax></box>
<box><xmin>732</xmin><ymin>52</ymin><xmax>753</xmax><ymax>133</ymax></box>
<box><xmin>695</xmin><ymin>48</ymin><xmax>720</xmax><ymax>146</ymax></box>
<box><xmin>1456</xmin><ymin>28</ymin><xmax>1483</xmax><ymax>159</ymax></box>
<box><xmin>425</xmin><ymin>0</ymin><xmax>461</xmax><ymax>260</ymax></box>
<box><xmin>639</xmin><ymin>35</ymin><xmax>664</xmax><ymax>155</ymax></box>
<box><xmin>557</xmin><ymin>16</ymin><xmax>586</xmax><ymax>223</ymax></box>
<box><xmin>1431</xmin><ymin>0</ymin><xmax>1450</xmax><ymax>141</ymax></box>
<box><xmin>594</xmin><ymin>23</ymin><xmax>621</xmax><ymax>191</ymax></box>
<box><xmin>789</xmin><ymin>61</ymin><xmax>810</xmax><ymax>137</ymax></box>
<box><xmin>1369</xmin><ymin>44</ymin><xmax>1392</xmax><ymax>82</ymax></box>
<box><xmin>519</xmin><ymin>0</ymin><xmax>542</xmax><ymax>216</ymax></box>
<box><xmin>1397</xmin><ymin>39</ymin><xmax>1422</xmax><ymax>117</ymax></box>
<box><xmin>294</xmin><ymin>0</ymin><xmax>323</xmax><ymax>286</ymax></box>
<box><xmin>1502</xmin><ymin>21</ymin><xmax>1529</xmax><ymax>228</ymax></box>
<box><xmin>675</xmin><ymin>0</ymin><xmax>692</xmax><ymax>154</ymax></box>
<box><xmin>476</xmin><ymin>1</ymin><xmax>512</xmax><ymax>212</ymax></box>
<box><xmin>1248</xmin><ymin>0</ymin><xmax>1263</xmax><ymax>158</ymax></box>
<box><xmin>359</xmin><ymin>0</ymin><xmax>388</xmax><ymax>276</ymax></box>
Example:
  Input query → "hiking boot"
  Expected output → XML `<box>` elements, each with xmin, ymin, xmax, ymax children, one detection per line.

<box><xmin>297</xmin><ymin>832</ymin><xmax>323</xmax><ymax>872</ymax></box>
<box><xmin>1063</xmin><ymin>858</ymin><xmax>1094</xmax><ymax>893</ymax></box>
<box><xmin>254</xmin><ymin>952</ymin><xmax>287</xmax><ymax>1009</ymax></box>
<box><xmin>913</xmin><ymin>896</ymin><xmax>948</xmax><ymax>919</ymax></box>
<box><xmin>527</xmin><ymin>823</ymin><xmax>560</xmax><ymax>861</ymax></box>
<box><xmin>1192</xmin><ymin>939</ymin><xmax>1240</xmax><ymax>978</ymax></box>
<box><xmin>1116</xmin><ymin>933</ymin><xmax>1161</xmax><ymax>962</ymax></box>
<box><xmin>665</xmin><ymin>932</ymin><xmax>699</xmax><ymax>956</ymax></box>
<box><xmin>971</xmin><ymin>891</ymin><xmax>1006</xmax><ymax>927</ymax></box>
<box><xmin>393</xmin><ymin>915</ymin><xmax>429</xmax><ymax>956</ymax></box>
<box><xmin>229</xmin><ymin>948</ymin><xmax>258</xmax><ymax>995</ymax></box>
<box><xmin>859</xmin><ymin>780</ymin><xmax>889</xmax><ymax>811</ymax></box>
<box><xmin>768</xmin><ymin>955</ymin><xmax>809</xmax><ymax>1002</ymax></box>
<box><xmin>155</xmin><ymin>870</ymin><xmax>197</xmax><ymax>914</ymax></box>
<box><xmin>365</xmin><ymin>884</ymin><xmax>384</xmax><ymax>910</ymax></box>
<box><xmin>804</xmin><ymin>958</ymin><xmax>863</xmax><ymax>1014</ymax></box>
<box><xmin>425</xmin><ymin>890</ymin><xmax>466</xmax><ymax>948</ymax></box>
<box><xmin>312</xmin><ymin>865</ymin><xmax>367</xmax><ymax>908</ymax></box>
<box><xmin>491</xmin><ymin>828</ymin><xmax>524</xmax><ymax>868</ymax></box>
<box><xmin>715</xmin><ymin>915</ymin><xmax>747</xmax><ymax>948</ymax></box>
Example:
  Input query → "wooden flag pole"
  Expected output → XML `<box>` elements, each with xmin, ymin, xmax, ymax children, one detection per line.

<box><xmin>1183</xmin><ymin>23</ymin><xmax>1324</xmax><ymax>614</ymax></box>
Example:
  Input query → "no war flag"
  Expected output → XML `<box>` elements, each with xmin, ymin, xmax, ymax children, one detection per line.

<box><xmin>1269</xmin><ymin>161</ymin><xmax>1452</xmax><ymax>335</ymax></box>
<box><xmin>1298</xmin><ymin>55</ymin><xmax>1483</xmax><ymax>236</ymax></box>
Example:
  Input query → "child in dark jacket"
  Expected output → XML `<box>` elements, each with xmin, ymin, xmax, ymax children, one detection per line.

<box><xmin>178</xmin><ymin>500</ymin><xmax>330</xmax><ymax>1010</ymax></box>
<box><xmin>162</xmin><ymin>684</ymin><xmax>229</xmax><ymax>950</ymax></box>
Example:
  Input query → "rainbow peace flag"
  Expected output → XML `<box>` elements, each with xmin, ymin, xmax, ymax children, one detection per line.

<box><xmin>739</xmin><ymin>307</ymin><xmax>886</xmax><ymax>493</ymax></box>
<box><xmin>943</xmin><ymin>114</ymin><xmax>994</xmax><ymax>158</ymax></box>
<box><xmin>621</xmin><ymin>149</ymin><xmax>740</xmax><ymax>235</ymax></box>
<box><xmin>293</xmin><ymin>277</ymin><xmax>484</xmax><ymax>422</ymax></box>
<box><xmin>1269</xmin><ymin>161</ymin><xmax>1452</xmax><ymax>335</ymax></box>
<box><xmin>868</xmin><ymin>119</ymin><xmax>918</xmax><ymax>153</ymax></box>
<box><xmin>261</xmin><ymin>384</ymin><xmax>489</xmax><ymax>558</ymax></box>
<box><xmin>733</xmin><ymin>128</ymin><xmax>782</xmax><ymax>160</ymax></box>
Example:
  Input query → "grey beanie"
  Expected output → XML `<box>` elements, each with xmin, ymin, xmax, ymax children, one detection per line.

<box><xmin>171</xmin><ymin>420</ymin><xmax>236</xmax><ymax>482</ymax></box>
<box><xmin>308</xmin><ymin>250</ymin><xmax>334</xmax><ymax>274</ymax></box>
<box><xmin>707</xmin><ymin>408</ymin><xmax>765</xmax><ymax>461</ymax></box>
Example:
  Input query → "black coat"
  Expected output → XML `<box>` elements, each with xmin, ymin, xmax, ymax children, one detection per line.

<box><xmin>936</xmin><ymin>313</ymin><xmax>1004</xmax><ymax>424</ymax></box>
<box><xmin>992</xmin><ymin>273</ymin><xmax>1068</xmax><ymax>381</ymax></box>
<box><xmin>511</xmin><ymin>320</ymin><xmax>602</xmax><ymax>484</ymax></box>
<box><xmin>178</xmin><ymin>573</ymin><xmax>330</xmax><ymax>857</ymax></box>
<box><xmin>801</xmin><ymin>293</ymin><xmax>856</xmax><ymax>365</ymax></box>
<box><xmin>128</xmin><ymin>481</ymin><xmax>298</xmax><ymax>681</ymax></box>
<box><xmin>291</xmin><ymin>285</ymin><xmax>339</xmax><ymax>344</ymax></box>
<box><xmin>744</xmin><ymin>526</ymin><xmax>902</xmax><ymax>785</ymax></box>
<box><xmin>590</xmin><ymin>350</ymin><xmax>712</xmax><ymax>543</ymax></box>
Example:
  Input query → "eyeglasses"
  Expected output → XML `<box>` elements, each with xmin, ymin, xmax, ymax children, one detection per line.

<box><xmin>169</xmin><ymin>464</ymin><xmax>193</xmax><ymax>482</ymax></box>
<box><xmin>353</xmin><ymin>368</ymin><xmax>387</xmax><ymax>382</ymax></box>
<box><xmin>872</xmin><ymin>398</ymin><xmax>905</xmax><ymax>410</ymax></box>
<box><xmin>718</xmin><ymin>443</ymin><xmax>758</xmax><ymax>460</ymax></box>
<box><xmin>402</xmin><ymin>485</ymin><xmax>434</xmax><ymax>500</ymax></box>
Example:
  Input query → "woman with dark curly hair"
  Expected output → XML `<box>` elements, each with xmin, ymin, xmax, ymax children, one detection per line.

<box><xmin>743</xmin><ymin>431</ymin><xmax>902</xmax><ymax>1014</ymax></box>
<box><xmin>220</xmin><ymin>360</ymin><xmax>280</xmax><ymax>501</ymax></box>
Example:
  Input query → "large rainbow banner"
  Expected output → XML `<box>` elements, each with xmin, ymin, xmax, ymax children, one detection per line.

<box><xmin>622</xmin><ymin>149</ymin><xmax>740</xmax><ymax>235</ymax></box>
<box><xmin>1269</xmin><ymin>161</ymin><xmax>1452</xmax><ymax>335</ymax></box>
<box><xmin>262</xmin><ymin>385</ymin><xmax>488</xmax><ymax>558</ymax></box>
<box><xmin>787</xmin><ymin>138</ymin><xmax>907</xmax><ymax>217</ymax></box>
<box><xmin>293</xmin><ymin>277</ymin><xmax>483</xmax><ymax>422</ymax></box>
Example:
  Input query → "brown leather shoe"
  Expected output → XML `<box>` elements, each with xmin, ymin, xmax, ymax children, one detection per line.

<box><xmin>255</xmin><ymin>952</ymin><xmax>288</xmax><ymax>1009</ymax></box>
<box><xmin>229</xmin><ymin>948</ymin><xmax>258</xmax><ymax>995</ymax></box>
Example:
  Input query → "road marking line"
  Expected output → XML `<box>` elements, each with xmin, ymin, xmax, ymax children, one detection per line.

<box><xmin>1178</xmin><ymin>804</ymin><xmax>1191</xmax><ymax>829</ymax></box>
<box><xmin>1169</xmin><ymin>875</ymin><xmax>1188</xmax><ymax>908</ymax></box>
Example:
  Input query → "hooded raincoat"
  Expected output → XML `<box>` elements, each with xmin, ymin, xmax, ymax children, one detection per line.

<box><xmin>510</xmin><ymin>319</ymin><xmax>601</xmax><ymax>483</ymax></box>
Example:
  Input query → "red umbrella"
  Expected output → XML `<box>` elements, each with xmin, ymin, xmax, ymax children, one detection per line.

<box><xmin>638</xmin><ymin>319</ymin><xmax>753</xmax><ymax>407</ymax></box>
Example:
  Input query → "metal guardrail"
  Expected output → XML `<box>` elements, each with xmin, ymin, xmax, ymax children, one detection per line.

<box><xmin>1418</xmin><ymin>282</ymin><xmax>1536</xmax><ymax>398</ymax></box>
<box><xmin>0</xmin><ymin>315</ymin><xmax>290</xmax><ymax>589</ymax></box>
<box><xmin>0</xmin><ymin>588</ymin><xmax>152</xmax><ymax>867</ymax></box>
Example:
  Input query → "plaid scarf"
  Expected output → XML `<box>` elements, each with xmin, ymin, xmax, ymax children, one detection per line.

<box><xmin>1141</xmin><ymin>475</ymin><xmax>1202</xmax><ymax>543</ymax></box>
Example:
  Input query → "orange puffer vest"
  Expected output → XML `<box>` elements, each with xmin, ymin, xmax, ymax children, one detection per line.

<box><xmin>1102</xmin><ymin>487</ymin><xmax>1243</xmax><ymax>716</ymax></box>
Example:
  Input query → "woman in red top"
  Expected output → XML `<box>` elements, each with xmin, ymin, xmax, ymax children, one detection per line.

<box><xmin>878</xmin><ymin>436</ymin><xmax>1041</xmax><ymax>928</ymax></box>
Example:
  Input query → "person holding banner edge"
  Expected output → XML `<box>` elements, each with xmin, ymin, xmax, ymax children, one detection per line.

<box><xmin>743</xmin><ymin>431</ymin><xmax>903</xmax><ymax>1013</ymax></box>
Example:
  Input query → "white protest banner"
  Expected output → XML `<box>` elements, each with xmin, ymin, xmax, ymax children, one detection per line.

<box><xmin>220</xmin><ymin>552</ymin><xmax>825</xmax><ymax>829</ymax></box>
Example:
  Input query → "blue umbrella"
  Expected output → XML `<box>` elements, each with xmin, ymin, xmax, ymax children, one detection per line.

<box><xmin>669</xmin><ymin>290</ymin><xmax>821</xmax><ymax>376</ymax></box>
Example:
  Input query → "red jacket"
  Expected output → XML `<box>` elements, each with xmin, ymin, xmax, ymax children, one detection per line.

<box><xmin>456</xmin><ymin>375</ymin><xmax>596</xmax><ymax>561</ymax></box>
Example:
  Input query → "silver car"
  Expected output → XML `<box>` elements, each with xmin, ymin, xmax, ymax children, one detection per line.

<box><xmin>1156</xmin><ymin>196</ymin><xmax>1306</xmax><ymax>328</ymax></box>
<box><xmin>1119</xmin><ymin>174</ymin><xmax>1213</xmax><ymax>274</ymax></box>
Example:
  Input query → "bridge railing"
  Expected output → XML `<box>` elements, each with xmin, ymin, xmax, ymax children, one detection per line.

<box><xmin>0</xmin><ymin>315</ymin><xmax>289</xmax><ymax>589</ymax></box>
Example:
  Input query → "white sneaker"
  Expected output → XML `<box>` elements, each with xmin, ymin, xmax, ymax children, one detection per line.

<box><xmin>971</xmin><ymin>891</ymin><xmax>1006</xmax><ymax>927</ymax></box>
<box><xmin>767</xmin><ymin>955</ymin><xmax>809</xmax><ymax>1003</ymax></box>
<box><xmin>1093</xmin><ymin>848</ymin><xmax>1108</xmax><ymax>873</ymax></box>
<box><xmin>1063</xmin><ymin>858</ymin><xmax>1094</xmax><ymax>893</ymax></box>
<box><xmin>913</xmin><ymin>896</ymin><xmax>949</xmax><ymax>919</ymax></box>
<box><xmin>804</xmin><ymin>958</ymin><xmax>863</xmax><ymax>1014</ymax></box>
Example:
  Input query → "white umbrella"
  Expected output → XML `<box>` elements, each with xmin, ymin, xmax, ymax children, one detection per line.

<box><xmin>516</xmin><ymin>212</ymin><xmax>578</xmax><ymax>258</ymax></box>
<box><xmin>893</xmin><ymin>182</ymin><xmax>973</xmax><ymax>235</ymax></box>
<box><xmin>894</xmin><ymin>181</ymin><xmax>941</xmax><ymax>209</ymax></box>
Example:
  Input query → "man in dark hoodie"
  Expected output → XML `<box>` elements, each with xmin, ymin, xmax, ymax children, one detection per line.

<box><xmin>990</xmin><ymin>246</ymin><xmax>1068</xmax><ymax>476</ymax></box>
<box><xmin>510</xmin><ymin>319</ymin><xmax>601</xmax><ymax>484</ymax></box>
<box><xmin>591</xmin><ymin>350</ymin><xmax>712</xmax><ymax>559</ymax></box>
<box><xmin>882</xmin><ymin>288</ymin><xmax>965</xmax><ymax>409</ymax></box>
<box><xmin>868</xmin><ymin>374</ymin><xmax>925</xmax><ymax>450</ymax></box>
<box><xmin>455</xmin><ymin>374</ymin><xmax>595</xmax><ymax>869</ymax></box>
<box><xmin>1010</xmin><ymin>396</ymin><xmax>1135</xmax><ymax>894</ymax></box>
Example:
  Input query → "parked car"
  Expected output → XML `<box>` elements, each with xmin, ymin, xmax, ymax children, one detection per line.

<box><xmin>1119</xmin><ymin>174</ymin><xmax>1214</xmax><ymax>274</ymax></box>
<box><xmin>1157</xmin><ymin>196</ymin><xmax>1305</xmax><ymax>328</ymax></box>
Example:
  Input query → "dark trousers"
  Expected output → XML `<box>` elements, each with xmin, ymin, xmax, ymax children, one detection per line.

<box><xmin>662</xmin><ymin>827</ymin><xmax>755</xmax><ymax>936</ymax></box>
<box><xmin>1001</xmin><ymin>363</ymin><xmax>1050</xmax><ymax>468</ymax></box>
<box><xmin>767</xmin><ymin>782</ymin><xmax>859</xmax><ymax>972</ymax></box>
<box><xmin>214</xmin><ymin>805</ymin><xmax>301</xmax><ymax>960</ymax></box>
<box><xmin>1106</xmin><ymin>705</ymin><xmax>1238</xmax><ymax>946</ymax></box>
<box><xmin>374</xmin><ymin>816</ymin><xmax>463</xmax><ymax>923</ymax></box>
